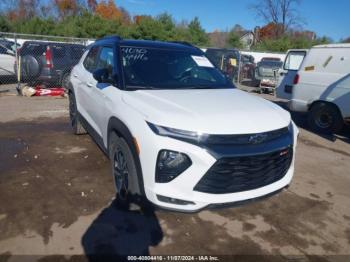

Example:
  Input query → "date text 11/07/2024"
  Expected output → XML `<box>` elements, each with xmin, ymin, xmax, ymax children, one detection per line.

<box><xmin>127</xmin><ymin>255</ymin><xmax>220</xmax><ymax>261</ymax></box>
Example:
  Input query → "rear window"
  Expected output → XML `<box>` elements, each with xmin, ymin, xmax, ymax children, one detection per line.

<box><xmin>259</xmin><ymin>61</ymin><xmax>283</xmax><ymax>67</ymax></box>
<box><xmin>70</xmin><ymin>46</ymin><xmax>85</xmax><ymax>59</ymax></box>
<box><xmin>51</xmin><ymin>45</ymin><xmax>66</xmax><ymax>58</ymax></box>
<box><xmin>284</xmin><ymin>51</ymin><xmax>306</xmax><ymax>71</ymax></box>
<box><xmin>21</xmin><ymin>43</ymin><xmax>46</xmax><ymax>55</ymax></box>
<box><xmin>261</xmin><ymin>57</ymin><xmax>281</xmax><ymax>62</ymax></box>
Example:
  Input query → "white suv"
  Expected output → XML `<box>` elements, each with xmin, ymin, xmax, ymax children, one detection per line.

<box><xmin>0</xmin><ymin>40</ymin><xmax>17</xmax><ymax>78</ymax></box>
<box><xmin>68</xmin><ymin>36</ymin><xmax>298</xmax><ymax>212</ymax></box>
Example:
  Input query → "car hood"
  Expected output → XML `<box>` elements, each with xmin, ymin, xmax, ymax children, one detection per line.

<box><xmin>122</xmin><ymin>88</ymin><xmax>291</xmax><ymax>134</ymax></box>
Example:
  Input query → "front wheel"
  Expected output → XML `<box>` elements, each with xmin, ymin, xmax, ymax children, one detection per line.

<box><xmin>109</xmin><ymin>133</ymin><xmax>141</xmax><ymax>205</ymax></box>
<box><xmin>68</xmin><ymin>90</ymin><xmax>87</xmax><ymax>135</ymax></box>
<box><xmin>308</xmin><ymin>103</ymin><xmax>344</xmax><ymax>134</ymax></box>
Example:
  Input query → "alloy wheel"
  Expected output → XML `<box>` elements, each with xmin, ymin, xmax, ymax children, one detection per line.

<box><xmin>114</xmin><ymin>149</ymin><xmax>129</xmax><ymax>200</ymax></box>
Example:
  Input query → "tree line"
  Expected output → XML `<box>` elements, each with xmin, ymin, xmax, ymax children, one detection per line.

<box><xmin>0</xmin><ymin>0</ymin><xmax>348</xmax><ymax>52</ymax></box>
<box><xmin>0</xmin><ymin>0</ymin><xmax>210</xmax><ymax>46</ymax></box>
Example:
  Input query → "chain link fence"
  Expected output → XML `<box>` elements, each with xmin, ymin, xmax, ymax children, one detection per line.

<box><xmin>0</xmin><ymin>32</ymin><xmax>94</xmax><ymax>95</ymax></box>
<box><xmin>203</xmin><ymin>47</ymin><xmax>286</xmax><ymax>94</ymax></box>
<box><xmin>0</xmin><ymin>32</ymin><xmax>286</xmax><ymax>96</ymax></box>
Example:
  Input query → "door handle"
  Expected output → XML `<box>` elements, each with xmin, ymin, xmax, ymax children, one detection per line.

<box><xmin>87</xmin><ymin>83</ymin><xmax>93</xmax><ymax>88</ymax></box>
<box><xmin>73</xmin><ymin>74</ymin><xmax>78</xmax><ymax>78</ymax></box>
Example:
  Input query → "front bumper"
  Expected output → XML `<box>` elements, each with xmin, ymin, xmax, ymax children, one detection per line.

<box><xmin>139</xmin><ymin>122</ymin><xmax>298</xmax><ymax>212</ymax></box>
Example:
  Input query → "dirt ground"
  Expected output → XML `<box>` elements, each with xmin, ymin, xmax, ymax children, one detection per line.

<box><xmin>0</xmin><ymin>86</ymin><xmax>350</xmax><ymax>262</ymax></box>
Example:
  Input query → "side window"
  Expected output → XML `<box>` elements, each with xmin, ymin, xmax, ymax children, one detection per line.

<box><xmin>95</xmin><ymin>47</ymin><xmax>115</xmax><ymax>81</ymax></box>
<box><xmin>96</xmin><ymin>47</ymin><xmax>114</xmax><ymax>70</ymax></box>
<box><xmin>71</xmin><ymin>46</ymin><xmax>85</xmax><ymax>60</ymax></box>
<box><xmin>83</xmin><ymin>46</ymin><xmax>100</xmax><ymax>72</ymax></box>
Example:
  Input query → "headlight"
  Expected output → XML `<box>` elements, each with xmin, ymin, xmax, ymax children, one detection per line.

<box><xmin>156</xmin><ymin>150</ymin><xmax>192</xmax><ymax>183</ymax></box>
<box><xmin>147</xmin><ymin>122</ymin><xmax>204</xmax><ymax>145</ymax></box>
<box><xmin>289</xmin><ymin>120</ymin><xmax>299</xmax><ymax>138</ymax></box>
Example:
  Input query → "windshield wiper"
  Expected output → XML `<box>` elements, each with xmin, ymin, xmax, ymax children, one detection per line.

<box><xmin>183</xmin><ymin>84</ymin><xmax>232</xmax><ymax>90</ymax></box>
<box><xmin>125</xmin><ymin>84</ymin><xmax>233</xmax><ymax>90</ymax></box>
<box><xmin>125</xmin><ymin>85</ymin><xmax>159</xmax><ymax>90</ymax></box>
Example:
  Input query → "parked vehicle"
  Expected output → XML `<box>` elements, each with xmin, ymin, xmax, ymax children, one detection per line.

<box><xmin>276</xmin><ymin>49</ymin><xmax>308</xmax><ymax>100</ymax></box>
<box><xmin>18</xmin><ymin>41</ymin><xmax>85</xmax><ymax>87</ymax></box>
<box><xmin>68</xmin><ymin>36</ymin><xmax>298</xmax><ymax>212</ymax></box>
<box><xmin>0</xmin><ymin>39</ymin><xmax>19</xmax><ymax>81</ymax></box>
<box><xmin>255</xmin><ymin>58</ymin><xmax>283</xmax><ymax>93</ymax></box>
<box><xmin>240</xmin><ymin>54</ymin><xmax>256</xmax><ymax>80</ymax></box>
<box><xmin>204</xmin><ymin>48</ymin><xmax>240</xmax><ymax>82</ymax></box>
<box><xmin>287</xmin><ymin>44</ymin><xmax>350</xmax><ymax>133</ymax></box>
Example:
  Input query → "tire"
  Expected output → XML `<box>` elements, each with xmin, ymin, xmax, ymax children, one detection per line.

<box><xmin>61</xmin><ymin>72</ymin><xmax>70</xmax><ymax>90</ymax></box>
<box><xmin>109</xmin><ymin>133</ymin><xmax>141</xmax><ymax>205</ymax></box>
<box><xmin>68</xmin><ymin>90</ymin><xmax>87</xmax><ymax>135</ymax></box>
<box><xmin>308</xmin><ymin>102</ymin><xmax>344</xmax><ymax>134</ymax></box>
<box><xmin>21</xmin><ymin>55</ymin><xmax>41</xmax><ymax>79</ymax></box>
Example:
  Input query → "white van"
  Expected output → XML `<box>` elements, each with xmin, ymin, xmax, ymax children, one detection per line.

<box><xmin>276</xmin><ymin>49</ymin><xmax>308</xmax><ymax>100</ymax></box>
<box><xmin>284</xmin><ymin>44</ymin><xmax>350</xmax><ymax>133</ymax></box>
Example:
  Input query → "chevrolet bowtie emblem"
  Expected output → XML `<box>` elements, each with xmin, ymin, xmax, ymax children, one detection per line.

<box><xmin>248</xmin><ymin>133</ymin><xmax>268</xmax><ymax>144</ymax></box>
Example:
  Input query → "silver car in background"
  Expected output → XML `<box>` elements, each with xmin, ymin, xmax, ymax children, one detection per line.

<box><xmin>255</xmin><ymin>57</ymin><xmax>283</xmax><ymax>93</ymax></box>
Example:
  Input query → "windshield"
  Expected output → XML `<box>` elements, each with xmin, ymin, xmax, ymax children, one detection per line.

<box><xmin>121</xmin><ymin>46</ymin><xmax>232</xmax><ymax>90</ymax></box>
<box><xmin>0</xmin><ymin>41</ymin><xmax>18</xmax><ymax>53</ymax></box>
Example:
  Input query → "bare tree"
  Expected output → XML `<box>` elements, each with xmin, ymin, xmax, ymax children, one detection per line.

<box><xmin>208</xmin><ymin>30</ymin><xmax>229</xmax><ymax>48</ymax></box>
<box><xmin>251</xmin><ymin>0</ymin><xmax>304</xmax><ymax>35</ymax></box>
<box><xmin>0</xmin><ymin>0</ymin><xmax>44</xmax><ymax>20</ymax></box>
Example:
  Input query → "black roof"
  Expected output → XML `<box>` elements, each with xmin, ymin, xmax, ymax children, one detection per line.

<box><xmin>94</xmin><ymin>35</ymin><xmax>202</xmax><ymax>53</ymax></box>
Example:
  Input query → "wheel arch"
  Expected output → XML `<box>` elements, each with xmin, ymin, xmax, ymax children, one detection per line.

<box><xmin>61</xmin><ymin>69</ymin><xmax>71</xmax><ymax>78</ymax></box>
<box><xmin>67</xmin><ymin>81</ymin><xmax>74</xmax><ymax>92</ymax></box>
<box><xmin>107</xmin><ymin>116</ymin><xmax>145</xmax><ymax>196</ymax></box>
<box><xmin>308</xmin><ymin>100</ymin><xmax>344</xmax><ymax>119</ymax></box>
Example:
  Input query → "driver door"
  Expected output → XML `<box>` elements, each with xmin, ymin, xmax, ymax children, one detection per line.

<box><xmin>87</xmin><ymin>46</ymin><xmax>116</xmax><ymax>138</ymax></box>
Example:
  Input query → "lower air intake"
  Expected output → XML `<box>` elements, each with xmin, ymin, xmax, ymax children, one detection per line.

<box><xmin>194</xmin><ymin>147</ymin><xmax>293</xmax><ymax>194</ymax></box>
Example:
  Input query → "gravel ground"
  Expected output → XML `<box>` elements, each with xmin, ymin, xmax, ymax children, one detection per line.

<box><xmin>0</xmin><ymin>85</ymin><xmax>349</xmax><ymax>262</ymax></box>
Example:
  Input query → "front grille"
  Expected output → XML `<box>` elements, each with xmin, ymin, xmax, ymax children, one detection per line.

<box><xmin>194</xmin><ymin>147</ymin><xmax>293</xmax><ymax>194</ymax></box>
<box><xmin>203</xmin><ymin>127</ymin><xmax>289</xmax><ymax>145</ymax></box>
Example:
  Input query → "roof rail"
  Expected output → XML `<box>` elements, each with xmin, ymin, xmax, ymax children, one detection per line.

<box><xmin>96</xmin><ymin>35</ymin><xmax>122</xmax><ymax>42</ymax></box>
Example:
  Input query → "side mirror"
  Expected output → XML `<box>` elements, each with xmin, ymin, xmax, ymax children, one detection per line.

<box><xmin>93</xmin><ymin>68</ymin><xmax>109</xmax><ymax>83</ymax></box>
<box><xmin>93</xmin><ymin>68</ymin><xmax>118</xmax><ymax>86</ymax></box>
